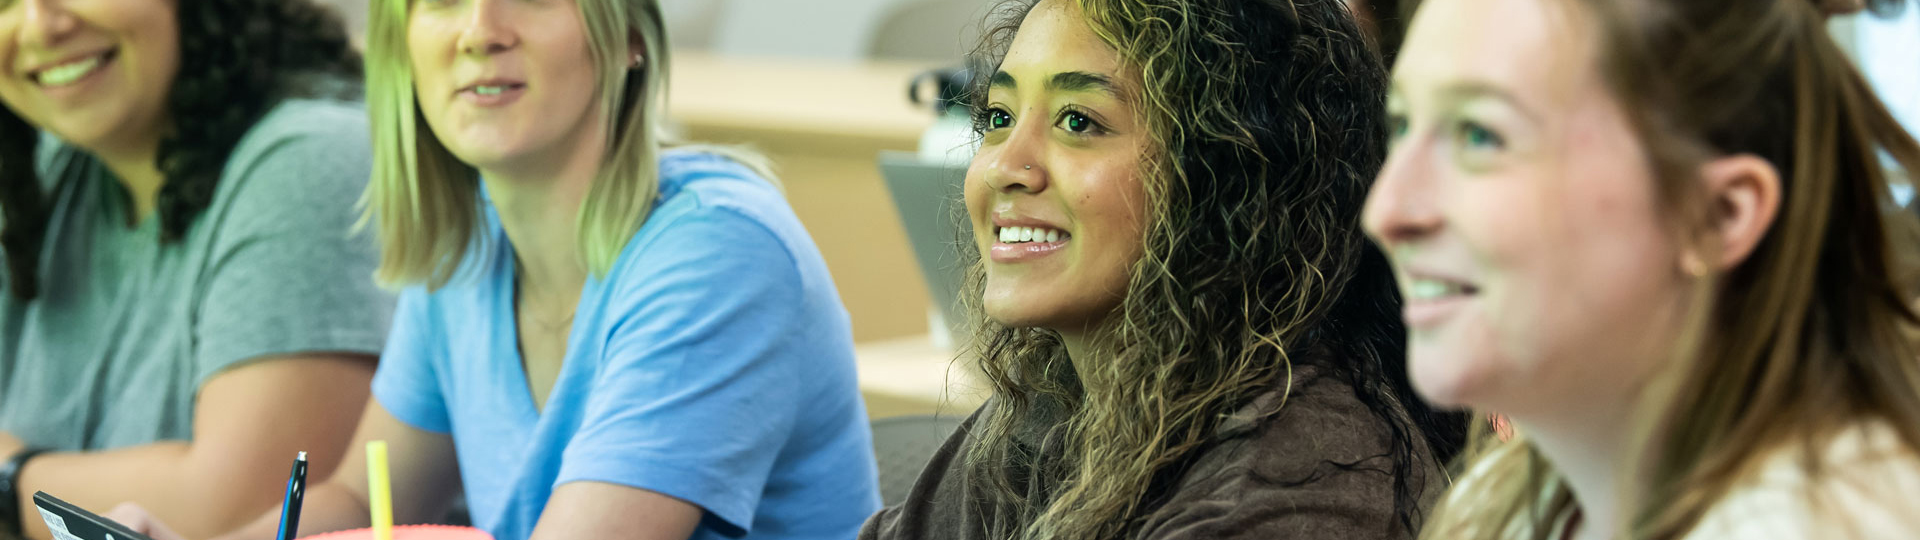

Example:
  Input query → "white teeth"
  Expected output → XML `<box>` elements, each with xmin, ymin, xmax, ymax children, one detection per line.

<box><xmin>37</xmin><ymin>55</ymin><xmax>104</xmax><ymax>87</ymax></box>
<box><xmin>996</xmin><ymin>226</ymin><xmax>1067</xmax><ymax>244</ymax></box>
<box><xmin>474</xmin><ymin>85</ymin><xmax>505</xmax><ymax>96</ymax></box>
<box><xmin>1407</xmin><ymin>279</ymin><xmax>1468</xmax><ymax>301</ymax></box>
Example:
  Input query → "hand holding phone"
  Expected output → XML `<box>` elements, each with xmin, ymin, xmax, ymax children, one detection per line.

<box><xmin>99</xmin><ymin>503</ymin><xmax>187</xmax><ymax>540</ymax></box>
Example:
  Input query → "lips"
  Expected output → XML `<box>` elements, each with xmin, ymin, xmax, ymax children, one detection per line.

<box><xmin>1400</xmin><ymin>269</ymin><xmax>1478</xmax><ymax>329</ymax></box>
<box><xmin>456</xmin><ymin>78</ymin><xmax>526</xmax><ymax>96</ymax></box>
<box><xmin>995</xmin><ymin>225</ymin><xmax>1069</xmax><ymax>244</ymax></box>
<box><xmin>28</xmin><ymin>49</ymin><xmax>116</xmax><ymax>88</ymax></box>
<box><xmin>988</xmin><ymin>218</ymin><xmax>1071</xmax><ymax>263</ymax></box>
<box><xmin>1405</xmin><ymin>274</ymin><xmax>1479</xmax><ymax>301</ymax></box>
<box><xmin>452</xmin><ymin>77</ymin><xmax>527</xmax><ymax>108</ymax></box>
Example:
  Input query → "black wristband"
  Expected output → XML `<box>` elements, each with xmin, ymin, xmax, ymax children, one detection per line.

<box><xmin>0</xmin><ymin>447</ymin><xmax>50</xmax><ymax>537</ymax></box>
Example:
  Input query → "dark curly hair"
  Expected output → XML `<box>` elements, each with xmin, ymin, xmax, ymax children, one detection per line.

<box><xmin>1368</xmin><ymin>0</ymin><xmax>1411</xmax><ymax>66</ymax></box>
<box><xmin>954</xmin><ymin>0</ymin><xmax>1467</xmax><ymax>539</ymax></box>
<box><xmin>0</xmin><ymin>0</ymin><xmax>361</xmax><ymax>300</ymax></box>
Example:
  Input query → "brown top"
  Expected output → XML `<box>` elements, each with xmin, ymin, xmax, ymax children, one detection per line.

<box><xmin>859</xmin><ymin>362</ymin><xmax>1442</xmax><ymax>540</ymax></box>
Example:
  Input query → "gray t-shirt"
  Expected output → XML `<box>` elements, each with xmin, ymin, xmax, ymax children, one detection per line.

<box><xmin>0</xmin><ymin>96</ymin><xmax>393</xmax><ymax>451</ymax></box>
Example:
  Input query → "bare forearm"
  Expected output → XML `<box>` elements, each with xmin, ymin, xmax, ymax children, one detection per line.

<box><xmin>11</xmin><ymin>442</ymin><xmax>261</xmax><ymax>540</ymax></box>
<box><xmin>10</xmin><ymin>359</ymin><xmax>371</xmax><ymax>540</ymax></box>
<box><xmin>210</xmin><ymin>483</ymin><xmax>371</xmax><ymax>540</ymax></box>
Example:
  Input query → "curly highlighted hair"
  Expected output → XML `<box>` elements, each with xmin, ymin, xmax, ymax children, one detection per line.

<box><xmin>955</xmin><ymin>1</ymin><xmax>1466</xmax><ymax>539</ymax></box>
<box><xmin>0</xmin><ymin>0</ymin><xmax>360</xmax><ymax>300</ymax></box>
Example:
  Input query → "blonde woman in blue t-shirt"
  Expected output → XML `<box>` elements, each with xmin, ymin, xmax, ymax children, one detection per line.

<box><xmin>114</xmin><ymin>0</ymin><xmax>880</xmax><ymax>539</ymax></box>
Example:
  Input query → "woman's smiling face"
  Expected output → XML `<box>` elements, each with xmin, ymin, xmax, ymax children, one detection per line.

<box><xmin>966</xmin><ymin>0</ymin><xmax>1153</xmax><ymax>336</ymax></box>
<box><xmin>407</xmin><ymin>0</ymin><xmax>604</xmax><ymax>174</ymax></box>
<box><xmin>1363</xmin><ymin>0</ymin><xmax>1689</xmax><ymax>416</ymax></box>
<box><xmin>0</xmin><ymin>0</ymin><xmax>180</xmax><ymax>154</ymax></box>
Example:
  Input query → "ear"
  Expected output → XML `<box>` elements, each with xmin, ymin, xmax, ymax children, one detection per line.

<box><xmin>1695</xmin><ymin>154</ymin><xmax>1781</xmax><ymax>271</ymax></box>
<box><xmin>628</xmin><ymin>31</ymin><xmax>648</xmax><ymax>69</ymax></box>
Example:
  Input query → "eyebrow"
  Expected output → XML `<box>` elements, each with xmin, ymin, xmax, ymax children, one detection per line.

<box><xmin>1433</xmin><ymin>80</ymin><xmax>1544</xmax><ymax>125</ymax></box>
<box><xmin>989</xmin><ymin>70</ymin><xmax>1124</xmax><ymax>99</ymax></box>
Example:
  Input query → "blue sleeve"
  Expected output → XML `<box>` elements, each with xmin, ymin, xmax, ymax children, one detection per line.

<box><xmin>370</xmin><ymin>287</ymin><xmax>453</xmax><ymax>433</ymax></box>
<box><xmin>555</xmin><ymin>207</ymin><xmax>808</xmax><ymax>535</ymax></box>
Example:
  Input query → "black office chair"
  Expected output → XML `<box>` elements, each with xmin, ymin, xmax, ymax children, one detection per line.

<box><xmin>870</xmin><ymin>414</ymin><xmax>967</xmax><ymax>506</ymax></box>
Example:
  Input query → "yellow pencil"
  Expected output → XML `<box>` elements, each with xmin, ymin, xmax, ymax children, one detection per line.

<box><xmin>367</xmin><ymin>441</ymin><xmax>394</xmax><ymax>540</ymax></box>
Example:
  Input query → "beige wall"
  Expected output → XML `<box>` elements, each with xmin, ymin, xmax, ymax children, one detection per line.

<box><xmin>321</xmin><ymin>0</ymin><xmax>992</xmax><ymax>62</ymax></box>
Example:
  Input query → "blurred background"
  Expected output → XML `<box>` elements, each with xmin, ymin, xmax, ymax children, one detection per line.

<box><xmin>310</xmin><ymin>0</ymin><xmax>1920</xmax><ymax>420</ymax></box>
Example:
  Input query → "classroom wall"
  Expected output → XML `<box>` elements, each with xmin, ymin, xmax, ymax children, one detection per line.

<box><xmin>320</xmin><ymin>0</ymin><xmax>993</xmax><ymax>62</ymax></box>
<box><xmin>1846</xmin><ymin>6</ymin><xmax>1920</xmax><ymax>139</ymax></box>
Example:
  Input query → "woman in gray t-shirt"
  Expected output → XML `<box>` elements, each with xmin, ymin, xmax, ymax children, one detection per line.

<box><xmin>0</xmin><ymin>1</ymin><xmax>390</xmax><ymax>539</ymax></box>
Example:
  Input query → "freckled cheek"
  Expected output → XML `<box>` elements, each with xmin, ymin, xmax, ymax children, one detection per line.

<box><xmin>1449</xmin><ymin>185</ymin><xmax>1563</xmax><ymax>323</ymax></box>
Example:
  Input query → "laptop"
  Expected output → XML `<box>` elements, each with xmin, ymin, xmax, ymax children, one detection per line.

<box><xmin>876</xmin><ymin>151</ymin><xmax>973</xmax><ymax>348</ymax></box>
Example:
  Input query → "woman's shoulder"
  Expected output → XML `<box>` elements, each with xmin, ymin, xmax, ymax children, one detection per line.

<box><xmin>1229</xmin><ymin>362</ymin><xmax>1408</xmax><ymax>468</ymax></box>
<box><xmin>629</xmin><ymin>147</ymin><xmax>812</xmax><ymax>268</ymax></box>
<box><xmin>1134</xmin><ymin>364</ymin><xmax>1426</xmax><ymax>539</ymax></box>
<box><xmin>229</xmin><ymin>95</ymin><xmax>368</xmax><ymax>170</ymax></box>
<box><xmin>204</xmin><ymin>92</ymin><xmax>370</xmax><ymax>210</ymax></box>
<box><xmin>1174</xmin><ymin>362</ymin><xmax>1413</xmax><ymax>496</ymax></box>
<box><xmin>1687</xmin><ymin>419</ymin><xmax>1920</xmax><ymax>539</ymax></box>
<box><xmin>654</xmin><ymin>146</ymin><xmax>783</xmax><ymax>216</ymax></box>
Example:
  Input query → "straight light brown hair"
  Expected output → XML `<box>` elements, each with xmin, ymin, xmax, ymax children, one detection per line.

<box><xmin>1421</xmin><ymin>0</ymin><xmax>1920</xmax><ymax>538</ymax></box>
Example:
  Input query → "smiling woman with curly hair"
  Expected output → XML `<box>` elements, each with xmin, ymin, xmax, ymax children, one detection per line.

<box><xmin>0</xmin><ymin>0</ymin><xmax>390</xmax><ymax>538</ymax></box>
<box><xmin>860</xmin><ymin>0</ymin><xmax>1465</xmax><ymax>539</ymax></box>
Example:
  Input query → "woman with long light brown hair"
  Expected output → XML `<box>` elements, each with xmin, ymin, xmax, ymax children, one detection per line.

<box><xmin>1366</xmin><ymin>0</ymin><xmax>1920</xmax><ymax>537</ymax></box>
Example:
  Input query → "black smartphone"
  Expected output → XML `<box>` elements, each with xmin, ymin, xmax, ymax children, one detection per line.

<box><xmin>32</xmin><ymin>491</ymin><xmax>156</xmax><ymax>540</ymax></box>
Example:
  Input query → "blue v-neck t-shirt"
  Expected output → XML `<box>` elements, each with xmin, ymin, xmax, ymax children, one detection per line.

<box><xmin>370</xmin><ymin>151</ymin><xmax>880</xmax><ymax>540</ymax></box>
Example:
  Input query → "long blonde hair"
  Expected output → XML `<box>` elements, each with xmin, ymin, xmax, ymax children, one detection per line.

<box><xmin>361</xmin><ymin>0</ymin><xmax>731</xmax><ymax>287</ymax></box>
<box><xmin>1422</xmin><ymin>0</ymin><xmax>1920</xmax><ymax>538</ymax></box>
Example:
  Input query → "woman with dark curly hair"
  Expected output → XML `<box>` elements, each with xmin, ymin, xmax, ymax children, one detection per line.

<box><xmin>861</xmin><ymin>0</ymin><xmax>1464</xmax><ymax>539</ymax></box>
<box><xmin>0</xmin><ymin>0</ymin><xmax>388</xmax><ymax>538</ymax></box>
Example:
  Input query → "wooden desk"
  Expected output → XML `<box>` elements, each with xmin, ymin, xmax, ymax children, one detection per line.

<box><xmin>668</xmin><ymin>53</ymin><xmax>945</xmax><ymax>343</ymax></box>
<box><xmin>855</xmin><ymin>334</ymin><xmax>990</xmax><ymax>419</ymax></box>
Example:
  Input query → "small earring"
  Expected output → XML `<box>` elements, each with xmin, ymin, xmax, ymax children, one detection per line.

<box><xmin>1024</xmin><ymin>165</ymin><xmax>1031</xmax><ymax>170</ymax></box>
<box><xmin>1680</xmin><ymin>253</ymin><xmax>1710</xmax><ymax>278</ymax></box>
<box><xmin>630</xmin><ymin>54</ymin><xmax>645</xmax><ymax>69</ymax></box>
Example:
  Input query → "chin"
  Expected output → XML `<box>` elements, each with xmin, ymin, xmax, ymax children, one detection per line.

<box><xmin>44</xmin><ymin>110</ymin><xmax>131</xmax><ymax>149</ymax></box>
<box><xmin>1408</xmin><ymin>348</ymin><xmax>1496</xmax><ymax>409</ymax></box>
<box><xmin>981</xmin><ymin>302</ymin><xmax>1051</xmax><ymax>330</ymax></box>
<box><xmin>439</xmin><ymin>141</ymin><xmax>518</xmax><ymax>170</ymax></box>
